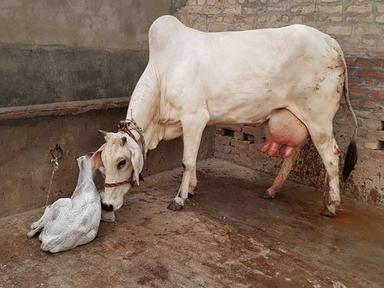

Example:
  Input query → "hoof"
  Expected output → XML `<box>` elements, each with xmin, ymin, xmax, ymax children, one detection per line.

<box><xmin>320</xmin><ymin>208</ymin><xmax>337</xmax><ymax>218</ymax></box>
<box><xmin>188</xmin><ymin>185</ymin><xmax>198</xmax><ymax>196</ymax></box>
<box><xmin>321</xmin><ymin>201</ymin><xmax>338</xmax><ymax>217</ymax></box>
<box><xmin>27</xmin><ymin>229</ymin><xmax>39</xmax><ymax>239</ymax></box>
<box><xmin>167</xmin><ymin>200</ymin><xmax>184</xmax><ymax>211</ymax></box>
<box><xmin>260</xmin><ymin>190</ymin><xmax>276</xmax><ymax>200</ymax></box>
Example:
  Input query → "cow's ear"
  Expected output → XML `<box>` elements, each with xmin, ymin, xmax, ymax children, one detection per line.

<box><xmin>90</xmin><ymin>144</ymin><xmax>105</xmax><ymax>169</ymax></box>
<box><xmin>129</xmin><ymin>145</ymin><xmax>144</xmax><ymax>186</ymax></box>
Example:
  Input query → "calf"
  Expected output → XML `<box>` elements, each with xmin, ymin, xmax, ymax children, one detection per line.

<box><xmin>28</xmin><ymin>155</ymin><xmax>101</xmax><ymax>253</ymax></box>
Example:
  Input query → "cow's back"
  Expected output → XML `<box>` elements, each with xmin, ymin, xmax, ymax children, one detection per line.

<box><xmin>148</xmin><ymin>16</ymin><xmax>345</xmax><ymax>124</ymax></box>
<box><xmin>148</xmin><ymin>16</ymin><xmax>340</xmax><ymax>76</ymax></box>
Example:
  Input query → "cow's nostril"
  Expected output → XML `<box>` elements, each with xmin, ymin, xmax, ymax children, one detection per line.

<box><xmin>102</xmin><ymin>203</ymin><xmax>114</xmax><ymax>212</ymax></box>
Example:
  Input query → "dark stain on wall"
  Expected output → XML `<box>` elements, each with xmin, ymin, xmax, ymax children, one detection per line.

<box><xmin>0</xmin><ymin>44</ymin><xmax>148</xmax><ymax>107</ymax></box>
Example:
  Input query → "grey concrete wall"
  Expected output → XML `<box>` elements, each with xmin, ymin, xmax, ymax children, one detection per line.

<box><xmin>0</xmin><ymin>45</ymin><xmax>147</xmax><ymax>107</ymax></box>
<box><xmin>0</xmin><ymin>0</ymin><xmax>174</xmax><ymax>50</ymax></box>
<box><xmin>0</xmin><ymin>108</ymin><xmax>214</xmax><ymax>218</ymax></box>
<box><xmin>0</xmin><ymin>0</ymin><xmax>209</xmax><ymax>218</ymax></box>
<box><xmin>0</xmin><ymin>0</ymin><xmax>187</xmax><ymax>107</ymax></box>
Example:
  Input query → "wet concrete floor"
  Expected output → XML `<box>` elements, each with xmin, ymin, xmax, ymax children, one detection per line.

<box><xmin>0</xmin><ymin>159</ymin><xmax>383</xmax><ymax>288</ymax></box>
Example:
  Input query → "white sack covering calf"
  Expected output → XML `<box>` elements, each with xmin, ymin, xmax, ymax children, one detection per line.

<box><xmin>27</xmin><ymin>155</ymin><xmax>102</xmax><ymax>253</ymax></box>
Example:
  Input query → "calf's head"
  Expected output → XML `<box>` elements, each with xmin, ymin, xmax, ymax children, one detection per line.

<box><xmin>91</xmin><ymin>130</ymin><xmax>144</xmax><ymax>211</ymax></box>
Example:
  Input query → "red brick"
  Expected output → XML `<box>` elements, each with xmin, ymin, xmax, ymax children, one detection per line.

<box><xmin>363</xmin><ymin>100</ymin><xmax>378</xmax><ymax>109</ymax></box>
<box><xmin>242</xmin><ymin>125</ymin><xmax>262</xmax><ymax>136</ymax></box>
<box><xmin>374</xmin><ymin>79</ymin><xmax>384</xmax><ymax>89</ymax></box>
<box><xmin>215</xmin><ymin>135</ymin><xmax>232</xmax><ymax>145</ymax></box>
<box><xmin>215</xmin><ymin>144</ymin><xmax>232</xmax><ymax>154</ymax></box>
<box><xmin>365</xmin><ymin>141</ymin><xmax>382</xmax><ymax>150</ymax></box>
<box><xmin>344</xmin><ymin>48</ymin><xmax>367</xmax><ymax>56</ymax></box>
<box><xmin>325</xmin><ymin>25</ymin><xmax>352</xmax><ymax>36</ymax></box>
<box><xmin>345</xmin><ymin>4</ymin><xmax>372</xmax><ymax>14</ymax></box>
<box><xmin>368</xmin><ymin>49</ymin><xmax>384</xmax><ymax>57</ymax></box>
<box><xmin>234</xmin><ymin>131</ymin><xmax>244</xmax><ymax>140</ymax></box>
<box><xmin>248</xmin><ymin>143</ymin><xmax>260</xmax><ymax>154</ymax></box>
<box><xmin>357</xmin><ymin>69</ymin><xmax>384</xmax><ymax>79</ymax></box>
<box><xmin>376</xmin><ymin>131</ymin><xmax>384</xmax><ymax>141</ymax></box>
<box><xmin>366</xmin><ymin>119</ymin><xmax>383</xmax><ymax>130</ymax></box>
<box><xmin>216</xmin><ymin>128</ymin><xmax>226</xmax><ymax>136</ymax></box>
<box><xmin>371</xmin><ymin>91</ymin><xmax>384</xmax><ymax>100</ymax></box>
<box><xmin>305</xmin><ymin>15</ymin><xmax>316</xmax><ymax>22</ymax></box>
<box><xmin>350</xmin><ymin>87</ymin><xmax>371</xmax><ymax>96</ymax></box>
<box><xmin>359</xmin><ymin>79</ymin><xmax>376</xmax><ymax>87</ymax></box>
<box><xmin>348</xmin><ymin>78</ymin><xmax>360</xmax><ymax>85</ymax></box>
<box><xmin>231</xmin><ymin>139</ymin><xmax>250</xmax><ymax>152</ymax></box>
<box><xmin>353</xmin><ymin>58</ymin><xmax>375</xmax><ymax>69</ymax></box>
<box><xmin>217</xmin><ymin>124</ymin><xmax>242</xmax><ymax>132</ymax></box>
<box><xmin>318</xmin><ymin>5</ymin><xmax>342</xmax><ymax>14</ymax></box>
<box><xmin>346</xmin><ymin>57</ymin><xmax>356</xmax><ymax>66</ymax></box>
<box><xmin>372</xmin><ymin>58</ymin><xmax>384</xmax><ymax>69</ymax></box>
<box><xmin>348</xmin><ymin>81</ymin><xmax>361</xmax><ymax>91</ymax></box>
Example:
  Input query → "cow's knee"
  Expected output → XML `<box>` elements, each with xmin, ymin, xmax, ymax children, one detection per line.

<box><xmin>182</xmin><ymin>161</ymin><xmax>195</xmax><ymax>171</ymax></box>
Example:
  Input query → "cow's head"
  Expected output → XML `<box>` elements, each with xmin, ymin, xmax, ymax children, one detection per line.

<box><xmin>91</xmin><ymin>130</ymin><xmax>144</xmax><ymax>211</ymax></box>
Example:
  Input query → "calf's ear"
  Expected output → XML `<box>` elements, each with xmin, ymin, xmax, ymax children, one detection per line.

<box><xmin>90</xmin><ymin>144</ymin><xmax>105</xmax><ymax>169</ymax></box>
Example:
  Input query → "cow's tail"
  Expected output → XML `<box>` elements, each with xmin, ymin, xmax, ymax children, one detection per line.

<box><xmin>340</xmin><ymin>52</ymin><xmax>358</xmax><ymax>180</ymax></box>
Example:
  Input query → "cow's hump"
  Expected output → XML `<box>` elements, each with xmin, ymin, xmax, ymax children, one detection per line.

<box><xmin>149</xmin><ymin>15</ymin><xmax>185</xmax><ymax>49</ymax></box>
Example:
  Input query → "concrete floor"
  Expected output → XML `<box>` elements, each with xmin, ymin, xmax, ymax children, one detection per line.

<box><xmin>1</xmin><ymin>159</ymin><xmax>383</xmax><ymax>288</ymax></box>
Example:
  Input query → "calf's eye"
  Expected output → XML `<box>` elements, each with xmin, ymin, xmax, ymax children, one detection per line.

<box><xmin>117</xmin><ymin>159</ymin><xmax>126</xmax><ymax>169</ymax></box>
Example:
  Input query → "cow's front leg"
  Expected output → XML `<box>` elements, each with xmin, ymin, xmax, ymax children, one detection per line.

<box><xmin>188</xmin><ymin>166</ymin><xmax>197</xmax><ymax>197</ymax></box>
<box><xmin>27</xmin><ymin>205</ymin><xmax>53</xmax><ymax>238</ymax></box>
<box><xmin>168</xmin><ymin>112</ymin><xmax>209</xmax><ymax>211</ymax></box>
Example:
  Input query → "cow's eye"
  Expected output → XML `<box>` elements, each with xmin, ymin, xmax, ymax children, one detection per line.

<box><xmin>117</xmin><ymin>159</ymin><xmax>126</xmax><ymax>169</ymax></box>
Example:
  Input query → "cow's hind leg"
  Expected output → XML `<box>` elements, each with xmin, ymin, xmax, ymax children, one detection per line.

<box><xmin>307</xmin><ymin>124</ymin><xmax>341</xmax><ymax>217</ymax></box>
<box><xmin>168</xmin><ymin>112</ymin><xmax>209</xmax><ymax>210</ymax></box>
<box><xmin>261</xmin><ymin>147</ymin><xmax>301</xmax><ymax>199</ymax></box>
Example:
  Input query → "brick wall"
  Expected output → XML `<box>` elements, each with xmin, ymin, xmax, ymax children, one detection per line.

<box><xmin>175</xmin><ymin>0</ymin><xmax>384</xmax><ymax>206</ymax></box>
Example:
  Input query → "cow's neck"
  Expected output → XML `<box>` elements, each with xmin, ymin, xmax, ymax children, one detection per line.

<box><xmin>126</xmin><ymin>64</ymin><xmax>161</xmax><ymax>152</ymax></box>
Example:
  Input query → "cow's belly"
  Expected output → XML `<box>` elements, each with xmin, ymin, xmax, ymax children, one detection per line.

<box><xmin>199</xmin><ymin>58</ymin><xmax>302</xmax><ymax>124</ymax></box>
<box><xmin>206</xmin><ymin>88</ymin><xmax>288</xmax><ymax>125</ymax></box>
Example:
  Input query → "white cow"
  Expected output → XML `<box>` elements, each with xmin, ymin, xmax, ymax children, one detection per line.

<box><xmin>91</xmin><ymin>16</ymin><xmax>357</xmax><ymax>217</ymax></box>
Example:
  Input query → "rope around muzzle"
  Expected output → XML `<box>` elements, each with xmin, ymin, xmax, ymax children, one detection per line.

<box><xmin>103</xmin><ymin>119</ymin><xmax>146</xmax><ymax>188</ymax></box>
<box><xmin>104</xmin><ymin>178</ymin><xmax>134</xmax><ymax>188</ymax></box>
